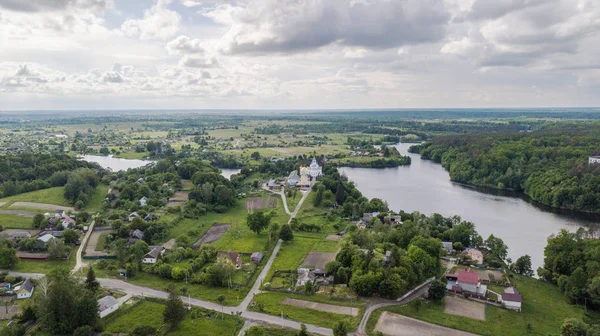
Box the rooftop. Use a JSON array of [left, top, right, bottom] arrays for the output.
[[457, 269, 479, 285]]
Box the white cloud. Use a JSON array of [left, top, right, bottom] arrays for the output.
[[166, 35, 205, 55], [121, 0, 181, 41]]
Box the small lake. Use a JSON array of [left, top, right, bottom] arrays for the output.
[[81, 155, 239, 180], [339, 143, 597, 271]]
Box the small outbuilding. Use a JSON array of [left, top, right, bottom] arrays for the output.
[[250, 252, 263, 264]]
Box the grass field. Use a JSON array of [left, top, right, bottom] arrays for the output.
[[367, 275, 600, 336], [104, 299, 244, 335], [0, 187, 71, 207], [86, 185, 109, 211], [249, 291, 364, 330], [267, 236, 339, 282], [95, 233, 108, 251], [9, 254, 76, 273], [0, 213, 33, 229], [127, 272, 247, 306]]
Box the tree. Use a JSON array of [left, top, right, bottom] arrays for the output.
[[268, 223, 280, 243], [333, 321, 349, 336], [217, 294, 225, 319], [32, 213, 45, 228], [250, 152, 261, 160], [0, 244, 18, 269], [297, 324, 309, 336], [132, 325, 157, 336], [304, 280, 314, 294], [379, 274, 407, 299], [72, 325, 93, 336], [485, 234, 508, 262], [62, 229, 79, 244], [163, 284, 185, 327], [428, 279, 447, 302], [246, 211, 272, 235], [335, 183, 346, 205], [85, 267, 100, 293], [246, 326, 266, 336], [512, 255, 534, 276], [37, 267, 99, 334], [561, 318, 589, 336], [47, 239, 66, 260], [279, 224, 294, 242]]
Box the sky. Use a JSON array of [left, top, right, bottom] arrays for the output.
[[0, 0, 599, 110]]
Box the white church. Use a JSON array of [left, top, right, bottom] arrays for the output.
[[308, 157, 322, 177]]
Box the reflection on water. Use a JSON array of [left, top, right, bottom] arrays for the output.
[[339, 143, 597, 271]]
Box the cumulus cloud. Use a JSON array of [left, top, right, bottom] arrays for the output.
[[122, 0, 181, 41], [203, 0, 450, 54], [0, 0, 112, 13], [166, 35, 205, 55]]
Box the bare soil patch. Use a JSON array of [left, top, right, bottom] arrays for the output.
[[170, 191, 189, 202], [9, 202, 74, 212], [0, 210, 36, 218], [444, 296, 486, 321], [282, 298, 359, 316], [245, 197, 277, 211], [192, 223, 231, 249], [374, 312, 479, 336], [166, 201, 182, 208], [181, 180, 194, 191], [326, 235, 341, 241], [86, 229, 113, 257], [300, 252, 337, 270]]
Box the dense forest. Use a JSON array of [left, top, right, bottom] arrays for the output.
[[410, 125, 600, 213], [0, 154, 102, 201]]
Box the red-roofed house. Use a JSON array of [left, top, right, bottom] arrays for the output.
[[456, 269, 487, 295]]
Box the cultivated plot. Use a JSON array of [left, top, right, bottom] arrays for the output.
[[374, 311, 479, 336], [282, 298, 359, 317], [192, 223, 231, 249], [300, 251, 338, 270], [444, 296, 486, 321], [245, 197, 278, 211]]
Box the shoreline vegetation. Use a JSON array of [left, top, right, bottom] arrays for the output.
[[408, 126, 600, 214]]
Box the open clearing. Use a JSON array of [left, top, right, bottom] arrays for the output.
[[326, 234, 341, 241], [0, 210, 36, 218], [282, 298, 359, 317], [86, 229, 113, 257], [374, 312, 480, 336], [192, 223, 231, 249], [245, 197, 277, 210], [170, 191, 189, 201], [9, 202, 74, 212], [300, 251, 337, 270], [166, 201, 182, 208], [444, 296, 486, 321], [475, 269, 504, 281]]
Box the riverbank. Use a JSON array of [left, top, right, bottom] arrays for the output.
[[329, 156, 411, 168]]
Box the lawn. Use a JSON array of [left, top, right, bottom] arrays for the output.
[[210, 198, 288, 253], [9, 254, 76, 273], [367, 274, 600, 336], [0, 187, 71, 207], [104, 301, 166, 334], [86, 184, 109, 211], [127, 272, 248, 306], [0, 213, 33, 229], [249, 291, 364, 330], [95, 233, 108, 251], [266, 236, 339, 282]]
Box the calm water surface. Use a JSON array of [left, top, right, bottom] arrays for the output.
[[339, 143, 597, 270], [81, 155, 239, 180]]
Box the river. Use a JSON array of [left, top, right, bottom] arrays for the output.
[[339, 143, 596, 271], [81, 155, 240, 180]]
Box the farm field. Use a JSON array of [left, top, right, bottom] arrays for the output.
[[367, 275, 600, 336], [0, 187, 71, 207], [248, 291, 364, 330], [0, 213, 33, 229]]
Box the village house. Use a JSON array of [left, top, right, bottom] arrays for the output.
[[37, 233, 57, 245], [589, 156, 600, 165], [465, 248, 484, 265], [60, 215, 76, 229], [442, 242, 453, 254], [267, 179, 277, 189], [501, 287, 522, 311], [128, 212, 140, 222], [129, 229, 144, 244], [142, 246, 165, 264], [139, 196, 147, 207], [98, 295, 119, 318], [445, 269, 487, 296], [296, 268, 316, 287], [10, 231, 31, 241], [390, 215, 403, 227], [250, 252, 263, 264], [16, 278, 34, 299]]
